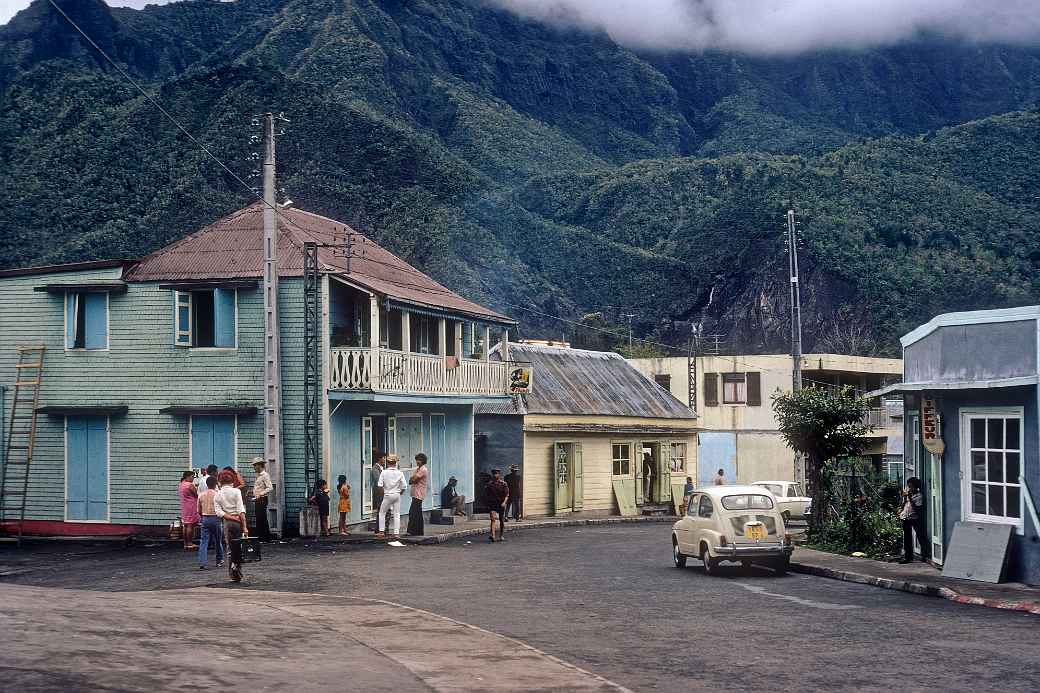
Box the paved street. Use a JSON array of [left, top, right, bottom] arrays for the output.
[[2, 524, 1038, 692]]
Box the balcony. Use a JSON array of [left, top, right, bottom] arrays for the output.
[[329, 348, 509, 397]]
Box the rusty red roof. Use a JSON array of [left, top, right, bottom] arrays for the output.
[[124, 203, 513, 323]]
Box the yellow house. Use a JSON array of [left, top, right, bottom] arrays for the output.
[[475, 341, 698, 518], [628, 354, 903, 485]]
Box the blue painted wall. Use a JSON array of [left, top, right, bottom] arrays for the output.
[[697, 432, 736, 488]]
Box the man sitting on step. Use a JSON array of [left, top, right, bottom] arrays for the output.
[[441, 476, 467, 517]]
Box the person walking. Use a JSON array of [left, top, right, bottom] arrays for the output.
[[406, 453, 429, 536], [375, 455, 406, 540], [337, 474, 352, 535], [441, 476, 466, 516], [250, 457, 273, 542], [485, 469, 509, 542], [214, 470, 248, 582], [504, 464, 522, 522], [899, 476, 929, 564], [196, 476, 225, 570], [713, 468, 726, 486], [311, 478, 331, 537], [178, 471, 199, 550]]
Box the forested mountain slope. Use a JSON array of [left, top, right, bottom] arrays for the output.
[[2, 0, 1039, 354]]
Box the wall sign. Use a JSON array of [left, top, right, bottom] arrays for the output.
[[509, 365, 532, 394], [921, 396, 945, 455]]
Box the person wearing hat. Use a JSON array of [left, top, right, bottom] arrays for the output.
[[441, 475, 466, 517], [250, 456, 273, 542], [504, 464, 523, 522], [375, 454, 407, 540], [484, 468, 510, 542]]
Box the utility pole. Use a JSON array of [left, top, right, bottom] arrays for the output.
[[786, 209, 803, 392], [261, 112, 285, 537], [622, 313, 637, 349], [687, 324, 700, 411]]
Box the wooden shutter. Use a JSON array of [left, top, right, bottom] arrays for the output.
[[746, 371, 762, 406], [84, 293, 108, 349], [572, 442, 584, 511], [704, 372, 719, 406], [175, 291, 192, 346], [213, 288, 236, 348]]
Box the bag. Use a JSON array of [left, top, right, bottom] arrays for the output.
[[234, 536, 262, 563]]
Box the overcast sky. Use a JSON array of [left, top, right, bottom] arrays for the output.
[[4, 1, 1040, 55]]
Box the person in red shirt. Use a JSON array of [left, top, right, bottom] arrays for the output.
[[484, 469, 510, 543]]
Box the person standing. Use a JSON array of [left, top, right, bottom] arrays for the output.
[[713, 468, 726, 486], [371, 452, 385, 516], [214, 470, 248, 582], [178, 471, 199, 550], [642, 452, 655, 503], [504, 464, 522, 522], [195, 464, 218, 496], [406, 453, 429, 536], [337, 475, 351, 535], [441, 476, 466, 517], [485, 469, 509, 542], [311, 479, 331, 537], [899, 477, 929, 564], [375, 455, 406, 540], [682, 476, 695, 510], [197, 476, 225, 570], [250, 457, 273, 542]]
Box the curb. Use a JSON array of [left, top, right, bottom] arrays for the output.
[[405, 515, 676, 545], [790, 561, 1040, 616]]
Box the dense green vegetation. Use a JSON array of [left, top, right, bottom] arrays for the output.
[[2, 0, 1040, 354]]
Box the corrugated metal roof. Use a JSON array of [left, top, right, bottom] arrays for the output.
[[492, 343, 696, 419], [124, 203, 511, 323]]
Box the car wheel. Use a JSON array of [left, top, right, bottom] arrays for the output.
[[781, 510, 791, 524], [672, 539, 687, 569], [701, 546, 718, 576], [773, 556, 790, 575]]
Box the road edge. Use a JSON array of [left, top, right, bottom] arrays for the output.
[[406, 515, 675, 545]]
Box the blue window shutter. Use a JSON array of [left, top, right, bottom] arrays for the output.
[[191, 416, 214, 470], [175, 292, 192, 346], [86, 417, 109, 520], [213, 416, 235, 467], [214, 288, 236, 348], [66, 417, 88, 520], [65, 294, 78, 349], [84, 293, 108, 349]]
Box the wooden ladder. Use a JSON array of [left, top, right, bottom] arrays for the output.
[[1, 346, 46, 546]]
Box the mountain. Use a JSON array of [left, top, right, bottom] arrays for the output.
[[2, 0, 1040, 355]]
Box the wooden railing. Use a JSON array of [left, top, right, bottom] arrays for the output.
[[329, 348, 508, 396]]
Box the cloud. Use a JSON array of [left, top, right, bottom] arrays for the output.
[[486, 0, 1040, 54]]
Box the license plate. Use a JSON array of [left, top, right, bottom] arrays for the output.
[[746, 524, 766, 541]]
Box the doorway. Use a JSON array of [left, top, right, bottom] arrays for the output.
[[553, 441, 583, 514], [638, 442, 667, 505]]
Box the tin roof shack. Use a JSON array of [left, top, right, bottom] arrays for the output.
[[0, 204, 514, 537], [475, 342, 698, 518], [629, 354, 903, 487], [874, 306, 1040, 584]]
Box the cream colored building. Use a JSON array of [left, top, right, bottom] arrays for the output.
[[475, 342, 698, 518], [629, 354, 902, 485]]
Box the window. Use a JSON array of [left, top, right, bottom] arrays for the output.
[[962, 411, 1023, 530], [669, 442, 686, 473], [687, 494, 698, 516], [653, 374, 671, 392], [190, 415, 237, 470], [65, 292, 108, 350], [757, 483, 784, 497], [721, 494, 774, 511], [612, 443, 632, 476], [174, 289, 236, 348], [411, 314, 433, 354], [722, 373, 746, 404], [698, 495, 714, 518]]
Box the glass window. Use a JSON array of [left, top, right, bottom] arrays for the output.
[[612, 443, 631, 476], [66, 292, 108, 350], [687, 494, 699, 516], [790, 483, 805, 497], [654, 374, 671, 391], [964, 413, 1023, 528], [669, 442, 686, 473], [698, 495, 714, 518], [757, 483, 783, 496], [721, 494, 775, 511], [722, 373, 746, 404]]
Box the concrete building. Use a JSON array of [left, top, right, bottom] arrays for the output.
[[0, 203, 513, 536], [476, 342, 698, 517], [873, 306, 1040, 584], [629, 354, 902, 486]]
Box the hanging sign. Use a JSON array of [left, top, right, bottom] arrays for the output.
[[921, 396, 945, 455], [509, 365, 532, 394]]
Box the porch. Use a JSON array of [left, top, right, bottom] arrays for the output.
[[329, 348, 508, 396]]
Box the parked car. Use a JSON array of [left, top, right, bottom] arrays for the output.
[[671, 485, 794, 575], [752, 480, 812, 522]]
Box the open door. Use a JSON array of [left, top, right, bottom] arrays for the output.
[[655, 443, 671, 503], [928, 451, 944, 564], [573, 442, 584, 511], [361, 416, 373, 517], [634, 439, 645, 506], [553, 442, 572, 514]]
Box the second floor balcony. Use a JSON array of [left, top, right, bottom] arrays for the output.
[[329, 347, 509, 397]]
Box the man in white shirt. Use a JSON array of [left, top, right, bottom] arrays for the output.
[[250, 457, 273, 542], [195, 464, 218, 495], [375, 455, 407, 540], [214, 470, 248, 582]]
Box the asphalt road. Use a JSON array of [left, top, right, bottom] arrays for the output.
[[2, 524, 1038, 692]]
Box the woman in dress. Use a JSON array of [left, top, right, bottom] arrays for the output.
[[178, 470, 200, 550], [336, 475, 351, 535]]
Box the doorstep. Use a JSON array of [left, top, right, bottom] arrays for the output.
[[791, 547, 1040, 616]]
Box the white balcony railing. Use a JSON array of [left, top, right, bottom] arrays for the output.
[[329, 348, 509, 396]]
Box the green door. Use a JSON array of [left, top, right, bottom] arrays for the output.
[[554, 442, 571, 514], [634, 440, 645, 505], [655, 443, 671, 503], [572, 443, 584, 511]]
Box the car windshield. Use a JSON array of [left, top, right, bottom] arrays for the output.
[[721, 494, 774, 511], [757, 483, 783, 496]]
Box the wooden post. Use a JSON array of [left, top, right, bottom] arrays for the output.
[[369, 295, 380, 390], [454, 321, 463, 358], [401, 310, 411, 391], [500, 329, 509, 362], [438, 318, 447, 392], [482, 325, 491, 360]]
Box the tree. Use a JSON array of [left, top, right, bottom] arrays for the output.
[[772, 386, 873, 533]]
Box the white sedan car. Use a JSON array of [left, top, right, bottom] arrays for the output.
[[671, 485, 794, 575], [752, 480, 812, 522]]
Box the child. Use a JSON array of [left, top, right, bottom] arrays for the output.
[[312, 478, 331, 537], [337, 475, 351, 535]]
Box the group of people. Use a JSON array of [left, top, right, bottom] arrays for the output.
[[177, 456, 274, 581]]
